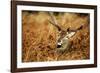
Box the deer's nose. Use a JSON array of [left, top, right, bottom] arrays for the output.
[[57, 42, 62, 48], [57, 44, 62, 48]]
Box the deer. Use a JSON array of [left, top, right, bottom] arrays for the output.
[[48, 12, 84, 53]]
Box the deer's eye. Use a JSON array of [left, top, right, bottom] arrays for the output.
[[57, 44, 62, 48]]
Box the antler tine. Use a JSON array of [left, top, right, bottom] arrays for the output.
[[67, 24, 84, 32], [48, 12, 58, 25], [48, 12, 63, 31]]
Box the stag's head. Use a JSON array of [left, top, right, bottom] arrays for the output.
[[48, 12, 83, 53]]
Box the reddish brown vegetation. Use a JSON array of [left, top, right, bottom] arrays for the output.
[[22, 11, 90, 62]]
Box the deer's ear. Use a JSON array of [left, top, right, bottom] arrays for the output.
[[67, 28, 70, 31]]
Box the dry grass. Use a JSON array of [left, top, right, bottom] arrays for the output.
[[22, 11, 90, 62]]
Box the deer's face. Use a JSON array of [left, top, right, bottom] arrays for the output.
[[56, 31, 76, 52]]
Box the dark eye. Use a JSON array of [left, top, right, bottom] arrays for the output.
[[57, 44, 62, 48]]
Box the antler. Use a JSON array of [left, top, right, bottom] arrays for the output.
[[48, 12, 64, 31], [48, 12, 83, 33]]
